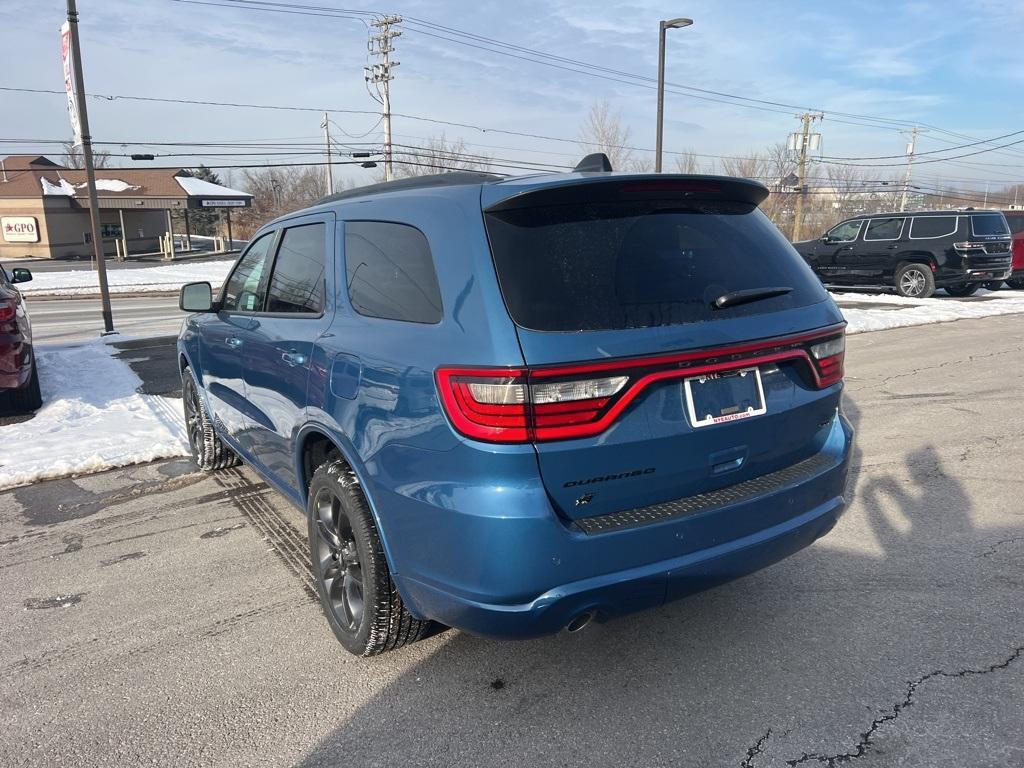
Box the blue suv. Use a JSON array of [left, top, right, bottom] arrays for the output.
[[178, 162, 854, 656]]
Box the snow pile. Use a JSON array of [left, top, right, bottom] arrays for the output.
[[82, 179, 140, 193], [842, 292, 1024, 333], [0, 340, 188, 490], [40, 177, 76, 196], [175, 175, 251, 197], [19, 260, 234, 297]]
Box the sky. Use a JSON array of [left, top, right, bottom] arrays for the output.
[[2, 0, 1024, 192]]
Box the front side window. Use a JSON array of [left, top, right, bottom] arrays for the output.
[[266, 223, 326, 314], [909, 216, 957, 239], [826, 220, 861, 242], [864, 218, 905, 241], [971, 214, 1010, 237], [222, 232, 275, 312], [345, 221, 443, 324]]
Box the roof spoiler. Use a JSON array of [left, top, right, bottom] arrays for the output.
[[484, 175, 770, 213], [573, 153, 613, 173]]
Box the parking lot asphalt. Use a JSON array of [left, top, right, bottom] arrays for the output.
[[0, 316, 1021, 767]]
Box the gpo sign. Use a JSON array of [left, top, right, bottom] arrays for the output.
[[2, 217, 40, 243]]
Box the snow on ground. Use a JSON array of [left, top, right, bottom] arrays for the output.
[[0, 340, 188, 491], [19, 260, 234, 297], [840, 290, 1024, 334]]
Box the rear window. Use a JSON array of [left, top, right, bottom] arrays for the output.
[[971, 214, 1009, 237], [484, 200, 828, 332]]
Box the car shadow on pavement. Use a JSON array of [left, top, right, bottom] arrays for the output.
[[293, 396, 1023, 768]]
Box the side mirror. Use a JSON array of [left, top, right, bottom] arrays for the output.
[[10, 267, 32, 284], [180, 281, 213, 312], [820, 235, 831, 243]]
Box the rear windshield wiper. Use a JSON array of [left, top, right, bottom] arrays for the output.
[[711, 286, 792, 310]]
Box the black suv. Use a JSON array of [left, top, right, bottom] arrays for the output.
[[793, 210, 1013, 298]]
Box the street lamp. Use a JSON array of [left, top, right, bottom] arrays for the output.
[[655, 16, 693, 173]]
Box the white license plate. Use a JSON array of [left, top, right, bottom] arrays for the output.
[[683, 367, 767, 428]]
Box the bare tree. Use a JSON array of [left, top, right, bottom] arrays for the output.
[[674, 149, 701, 174], [578, 100, 640, 171], [233, 165, 329, 237], [719, 151, 767, 181], [391, 134, 492, 178], [61, 140, 110, 169]]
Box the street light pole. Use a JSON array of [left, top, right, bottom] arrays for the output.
[[65, 0, 114, 334], [655, 17, 693, 173]]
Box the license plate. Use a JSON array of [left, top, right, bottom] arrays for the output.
[[683, 367, 766, 428]]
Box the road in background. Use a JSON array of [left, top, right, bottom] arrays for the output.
[[0, 316, 1021, 767], [29, 295, 183, 343]]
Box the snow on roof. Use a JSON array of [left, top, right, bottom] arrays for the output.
[[40, 177, 76, 196], [84, 179, 141, 193], [174, 175, 251, 198]]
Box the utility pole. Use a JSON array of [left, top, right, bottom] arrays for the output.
[[790, 112, 823, 242], [65, 0, 114, 334], [654, 18, 693, 173], [366, 15, 401, 181], [899, 125, 926, 212], [322, 112, 334, 195]]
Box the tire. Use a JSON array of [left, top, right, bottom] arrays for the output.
[[181, 366, 239, 471], [944, 282, 981, 297], [1007, 278, 1024, 290], [894, 263, 936, 298], [983, 281, 1004, 291], [307, 460, 431, 656], [6, 357, 42, 414]]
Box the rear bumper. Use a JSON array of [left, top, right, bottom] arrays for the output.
[[391, 412, 853, 640], [0, 340, 31, 390]]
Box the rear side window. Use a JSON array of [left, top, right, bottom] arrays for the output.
[[345, 221, 443, 324], [266, 223, 326, 314], [1005, 214, 1024, 235], [864, 218, 905, 241], [484, 200, 828, 332], [222, 232, 275, 312], [909, 216, 957, 239], [971, 214, 1009, 237]]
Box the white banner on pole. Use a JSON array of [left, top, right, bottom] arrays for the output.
[[60, 21, 82, 147]]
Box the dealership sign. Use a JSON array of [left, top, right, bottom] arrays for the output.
[[2, 217, 40, 243], [201, 199, 248, 207]]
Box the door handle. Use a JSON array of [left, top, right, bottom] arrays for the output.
[[839, 246, 853, 251], [281, 351, 307, 367], [887, 244, 899, 250], [225, 336, 243, 349]]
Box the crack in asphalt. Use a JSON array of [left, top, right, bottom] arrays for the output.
[[978, 536, 1024, 559], [741, 729, 772, 768], [859, 344, 1024, 392], [784, 644, 1024, 766]]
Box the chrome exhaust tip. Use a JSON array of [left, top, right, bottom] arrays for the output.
[[566, 611, 595, 633]]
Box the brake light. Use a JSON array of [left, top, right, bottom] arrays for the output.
[[809, 333, 845, 388], [0, 301, 15, 324], [436, 326, 846, 443]]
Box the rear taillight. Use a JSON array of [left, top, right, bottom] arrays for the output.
[[0, 301, 15, 324], [809, 333, 845, 388], [437, 326, 846, 444]]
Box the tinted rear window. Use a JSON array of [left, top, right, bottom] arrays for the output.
[[484, 200, 828, 332], [971, 214, 1009, 237]]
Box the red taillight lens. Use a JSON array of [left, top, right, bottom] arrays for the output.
[[808, 332, 845, 388], [0, 301, 15, 323], [437, 326, 846, 444]]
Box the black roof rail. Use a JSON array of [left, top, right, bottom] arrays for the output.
[[314, 171, 504, 206]]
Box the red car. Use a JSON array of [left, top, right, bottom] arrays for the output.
[[998, 210, 1024, 289], [0, 264, 41, 413]]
